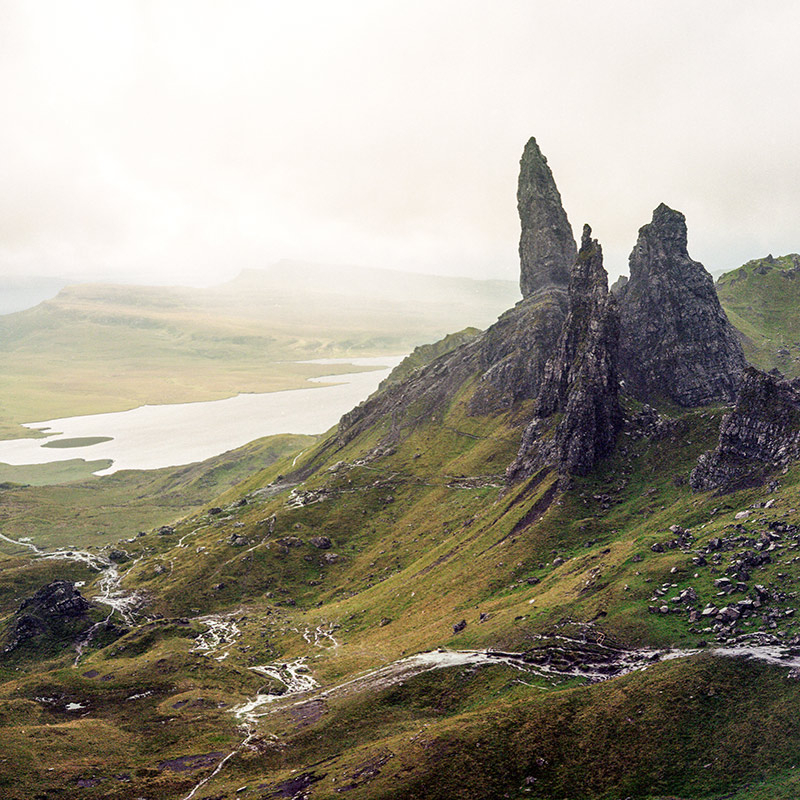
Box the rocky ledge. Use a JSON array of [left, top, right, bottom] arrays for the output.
[[691, 367, 800, 493], [3, 580, 92, 654]]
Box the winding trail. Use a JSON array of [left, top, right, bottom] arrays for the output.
[[179, 633, 800, 798]]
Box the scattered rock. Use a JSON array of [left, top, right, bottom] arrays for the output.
[[4, 581, 92, 653], [310, 536, 332, 549], [277, 536, 304, 548]]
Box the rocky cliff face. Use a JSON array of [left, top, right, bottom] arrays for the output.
[[518, 137, 577, 299], [691, 367, 800, 492], [337, 139, 576, 447], [617, 204, 745, 406], [508, 226, 622, 480], [337, 292, 567, 446]]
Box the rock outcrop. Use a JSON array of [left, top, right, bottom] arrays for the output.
[[617, 204, 745, 406], [336, 139, 577, 448], [518, 137, 577, 298], [336, 292, 567, 446], [508, 226, 622, 480], [3, 581, 92, 654], [690, 367, 800, 492]]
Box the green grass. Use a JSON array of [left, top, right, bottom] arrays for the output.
[[40, 436, 113, 449], [718, 253, 800, 375], [0, 432, 315, 551], [6, 307, 800, 797], [0, 458, 113, 485]]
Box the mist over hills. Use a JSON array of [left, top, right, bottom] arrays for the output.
[[0, 263, 518, 441]]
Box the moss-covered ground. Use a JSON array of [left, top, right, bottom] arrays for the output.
[[3, 364, 800, 799]]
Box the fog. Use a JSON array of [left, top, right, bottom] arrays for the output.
[[1, 0, 799, 287]]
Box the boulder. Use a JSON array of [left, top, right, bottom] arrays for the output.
[[310, 536, 332, 550]]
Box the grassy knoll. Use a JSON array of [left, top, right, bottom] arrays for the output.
[[718, 253, 800, 376]]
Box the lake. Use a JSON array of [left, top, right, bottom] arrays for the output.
[[0, 356, 403, 475]]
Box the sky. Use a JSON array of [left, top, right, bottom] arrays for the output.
[[1, 0, 799, 287]]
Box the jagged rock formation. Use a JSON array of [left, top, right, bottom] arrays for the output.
[[465, 292, 566, 415], [337, 139, 577, 447], [617, 204, 745, 406], [609, 275, 628, 296], [691, 367, 800, 492], [518, 137, 577, 298], [3, 580, 92, 653], [508, 226, 622, 480], [336, 293, 567, 446]]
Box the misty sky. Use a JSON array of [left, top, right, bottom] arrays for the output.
[[1, 0, 799, 287]]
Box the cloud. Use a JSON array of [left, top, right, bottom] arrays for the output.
[[0, 0, 798, 285]]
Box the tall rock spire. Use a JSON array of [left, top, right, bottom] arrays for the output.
[[517, 137, 577, 298], [508, 225, 622, 480], [617, 204, 746, 406]]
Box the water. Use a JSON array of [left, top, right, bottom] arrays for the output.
[[0, 356, 403, 475]]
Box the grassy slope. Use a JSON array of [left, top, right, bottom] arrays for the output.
[[0, 433, 314, 552], [718, 253, 800, 376], [4, 364, 800, 799]]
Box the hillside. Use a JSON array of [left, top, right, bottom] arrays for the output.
[[0, 264, 518, 439], [1, 139, 800, 800], [717, 254, 800, 376]]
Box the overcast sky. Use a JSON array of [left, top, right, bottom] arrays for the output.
[[1, 0, 799, 287]]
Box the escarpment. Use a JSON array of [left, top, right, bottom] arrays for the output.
[[617, 204, 746, 406]]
